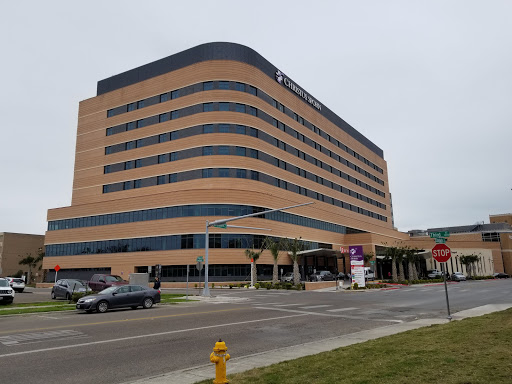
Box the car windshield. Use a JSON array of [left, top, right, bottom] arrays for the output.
[[105, 276, 123, 282], [69, 280, 85, 289], [98, 286, 118, 294], [0, 279, 9, 287]]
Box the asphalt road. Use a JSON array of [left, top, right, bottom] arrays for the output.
[[0, 279, 511, 384]]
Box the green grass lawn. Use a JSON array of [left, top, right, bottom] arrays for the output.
[[195, 308, 512, 384]]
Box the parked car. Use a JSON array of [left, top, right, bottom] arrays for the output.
[[0, 278, 15, 304], [309, 271, 335, 282], [281, 272, 293, 283], [337, 272, 347, 280], [76, 284, 161, 313], [427, 270, 443, 279], [88, 274, 128, 292], [51, 279, 90, 300], [5, 277, 25, 293], [451, 272, 466, 281], [493, 272, 510, 279], [364, 268, 375, 281]]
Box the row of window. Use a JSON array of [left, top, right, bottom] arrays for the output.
[[104, 144, 386, 210], [102, 167, 388, 222], [48, 204, 349, 234], [106, 114, 385, 196], [45, 234, 318, 257], [105, 80, 384, 175]]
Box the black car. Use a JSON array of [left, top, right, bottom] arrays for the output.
[[76, 284, 160, 313], [493, 272, 510, 279]]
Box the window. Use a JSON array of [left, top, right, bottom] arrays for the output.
[[125, 161, 134, 170], [247, 106, 257, 116], [235, 103, 245, 113], [157, 175, 167, 185], [219, 102, 229, 111], [236, 169, 246, 178], [126, 122, 136, 131], [170, 152, 178, 161], [219, 81, 230, 89], [219, 168, 230, 177], [104, 165, 111, 174], [249, 149, 258, 159], [203, 146, 213, 156], [278, 103, 284, 113], [158, 154, 168, 163], [124, 181, 133, 190], [203, 124, 214, 133], [170, 131, 179, 140], [250, 171, 259, 180], [171, 90, 179, 99], [137, 100, 145, 109], [126, 141, 135, 150], [235, 82, 245, 92], [171, 110, 179, 119], [160, 93, 168, 103], [219, 146, 230, 155], [159, 113, 169, 123], [236, 147, 246, 156], [203, 103, 214, 112], [203, 82, 214, 91], [106, 128, 113, 136], [248, 85, 257, 96], [169, 173, 177, 183], [236, 125, 246, 134], [127, 103, 136, 112], [134, 179, 142, 189], [203, 169, 213, 178], [219, 124, 230, 133], [103, 185, 110, 193], [159, 133, 169, 143], [248, 127, 258, 137], [107, 109, 114, 117], [136, 120, 145, 128]]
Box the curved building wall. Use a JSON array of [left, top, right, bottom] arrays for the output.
[[44, 43, 396, 280]]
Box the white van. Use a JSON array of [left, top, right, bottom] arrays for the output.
[[364, 267, 375, 281]]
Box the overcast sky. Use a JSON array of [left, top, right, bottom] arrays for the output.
[[1, 1, 511, 235]]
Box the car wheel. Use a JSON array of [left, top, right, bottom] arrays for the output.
[[96, 301, 109, 313], [131, 306, 138, 310], [142, 297, 154, 309], [51, 290, 56, 299]]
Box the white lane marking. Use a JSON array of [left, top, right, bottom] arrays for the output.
[[299, 305, 332, 309], [0, 330, 85, 346], [274, 304, 302, 307], [0, 313, 308, 358], [254, 306, 403, 323], [326, 307, 358, 312]]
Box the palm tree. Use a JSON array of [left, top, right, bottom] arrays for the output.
[[262, 237, 282, 284], [285, 238, 305, 285], [405, 247, 421, 281], [18, 250, 44, 284], [383, 243, 406, 282], [245, 248, 262, 286]]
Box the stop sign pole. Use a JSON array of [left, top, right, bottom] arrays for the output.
[[432, 244, 452, 320]]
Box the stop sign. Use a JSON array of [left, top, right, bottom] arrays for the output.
[[432, 244, 451, 263]]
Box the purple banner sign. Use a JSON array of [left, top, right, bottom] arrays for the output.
[[349, 245, 364, 263]]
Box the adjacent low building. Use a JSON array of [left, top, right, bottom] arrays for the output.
[[0, 232, 45, 283]]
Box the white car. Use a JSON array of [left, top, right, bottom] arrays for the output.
[[0, 278, 15, 304], [281, 272, 293, 283], [6, 277, 25, 293]]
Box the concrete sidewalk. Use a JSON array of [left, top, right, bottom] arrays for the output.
[[124, 303, 512, 384]]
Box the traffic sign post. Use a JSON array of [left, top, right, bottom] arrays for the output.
[[431, 244, 452, 321], [54, 265, 61, 283]]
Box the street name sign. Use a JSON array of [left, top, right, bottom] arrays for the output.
[[432, 244, 452, 263], [430, 231, 450, 238], [435, 238, 447, 244], [213, 224, 227, 229], [196, 256, 204, 262]]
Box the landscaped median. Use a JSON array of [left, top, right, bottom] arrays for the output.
[[194, 308, 512, 384], [0, 294, 190, 315]]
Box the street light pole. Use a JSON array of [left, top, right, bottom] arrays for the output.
[[202, 201, 313, 297]]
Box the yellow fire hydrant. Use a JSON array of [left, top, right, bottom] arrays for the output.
[[210, 339, 230, 384]]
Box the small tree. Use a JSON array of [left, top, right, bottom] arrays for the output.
[[405, 247, 421, 282], [382, 242, 407, 282], [18, 250, 44, 284], [262, 237, 283, 284], [285, 238, 305, 285], [245, 248, 262, 286]]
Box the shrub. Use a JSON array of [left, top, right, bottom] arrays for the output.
[[71, 291, 95, 303], [295, 283, 303, 290], [229, 284, 234, 289], [254, 283, 260, 289], [285, 282, 292, 290], [211, 283, 215, 289], [353, 282, 359, 290], [194, 284, 198, 288]]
